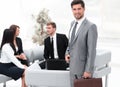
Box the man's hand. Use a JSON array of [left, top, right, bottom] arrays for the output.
[[65, 54, 70, 63], [82, 72, 91, 79]]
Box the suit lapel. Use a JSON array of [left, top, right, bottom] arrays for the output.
[[48, 37, 51, 45], [68, 21, 75, 40], [48, 37, 54, 59], [56, 34, 59, 55], [48, 37, 52, 50], [71, 19, 87, 45]]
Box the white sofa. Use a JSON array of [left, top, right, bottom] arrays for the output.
[[0, 45, 44, 87], [25, 49, 111, 87], [0, 75, 12, 87], [26, 67, 70, 87]]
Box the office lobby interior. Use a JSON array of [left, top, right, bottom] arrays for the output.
[[0, 0, 120, 87]]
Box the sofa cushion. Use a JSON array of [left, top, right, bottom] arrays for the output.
[[0, 74, 12, 83], [24, 45, 44, 63]]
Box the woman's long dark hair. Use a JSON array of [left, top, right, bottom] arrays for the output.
[[0, 29, 15, 51], [9, 24, 20, 35]]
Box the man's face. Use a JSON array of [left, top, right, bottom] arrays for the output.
[[46, 25, 55, 36], [72, 4, 85, 20]]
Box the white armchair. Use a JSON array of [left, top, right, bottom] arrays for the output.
[[0, 75, 12, 87], [24, 45, 44, 63], [0, 45, 44, 87], [26, 68, 70, 87]]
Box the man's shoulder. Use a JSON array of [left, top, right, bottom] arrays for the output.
[[45, 36, 49, 39], [71, 20, 75, 24], [56, 33, 68, 41], [85, 18, 96, 26], [57, 33, 66, 37]]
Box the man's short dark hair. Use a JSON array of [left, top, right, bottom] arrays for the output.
[[47, 22, 56, 29], [71, 0, 85, 8]]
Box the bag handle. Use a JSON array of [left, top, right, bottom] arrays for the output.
[[75, 74, 78, 79], [74, 74, 91, 79]]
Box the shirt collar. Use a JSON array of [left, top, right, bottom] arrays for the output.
[[50, 32, 56, 39], [75, 16, 85, 24]]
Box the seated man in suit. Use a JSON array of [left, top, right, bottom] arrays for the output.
[[40, 22, 68, 70]]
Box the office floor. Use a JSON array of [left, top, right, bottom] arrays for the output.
[[0, 38, 120, 87], [0, 64, 119, 87]]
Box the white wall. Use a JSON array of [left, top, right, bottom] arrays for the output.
[[101, 0, 120, 38], [0, 0, 120, 43]]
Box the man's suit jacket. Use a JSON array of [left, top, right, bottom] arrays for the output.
[[68, 18, 98, 78], [44, 33, 68, 59]]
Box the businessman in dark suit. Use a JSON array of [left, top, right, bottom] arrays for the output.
[[40, 22, 68, 69]]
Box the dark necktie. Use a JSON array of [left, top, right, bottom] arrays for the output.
[[71, 22, 78, 42], [51, 37, 54, 59]]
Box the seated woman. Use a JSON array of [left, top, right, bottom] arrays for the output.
[[9, 24, 29, 66], [0, 29, 27, 87]]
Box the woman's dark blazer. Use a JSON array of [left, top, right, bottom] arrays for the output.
[[15, 37, 24, 55], [15, 37, 29, 66]]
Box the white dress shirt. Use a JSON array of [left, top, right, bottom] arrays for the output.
[[0, 43, 24, 69], [50, 33, 58, 59]]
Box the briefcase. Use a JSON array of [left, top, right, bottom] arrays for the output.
[[74, 77, 102, 87]]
